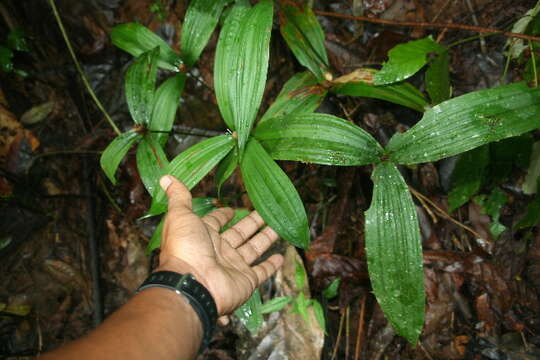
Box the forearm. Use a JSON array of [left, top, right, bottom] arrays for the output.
[[42, 288, 203, 360]]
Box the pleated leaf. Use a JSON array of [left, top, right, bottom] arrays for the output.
[[111, 23, 181, 71], [241, 139, 309, 248], [149, 73, 186, 146], [147, 135, 234, 216], [234, 289, 263, 334], [259, 72, 326, 124], [425, 50, 450, 104], [180, 0, 230, 67], [387, 82, 540, 164], [136, 136, 169, 197], [365, 161, 424, 344], [125, 47, 159, 125], [214, 0, 273, 154], [215, 148, 238, 197], [331, 69, 428, 112], [255, 113, 383, 166], [374, 37, 447, 85], [279, 2, 329, 81], [100, 130, 142, 184]]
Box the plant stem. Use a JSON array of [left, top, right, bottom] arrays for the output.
[[447, 33, 498, 49], [314, 10, 540, 43], [530, 40, 538, 87], [48, 0, 121, 136]]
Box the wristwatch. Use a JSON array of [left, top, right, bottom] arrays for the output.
[[137, 271, 218, 353]]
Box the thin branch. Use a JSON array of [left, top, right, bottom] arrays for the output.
[[409, 186, 484, 239], [48, 0, 121, 136], [314, 10, 540, 43]]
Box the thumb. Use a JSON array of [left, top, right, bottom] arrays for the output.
[[160, 175, 192, 211]]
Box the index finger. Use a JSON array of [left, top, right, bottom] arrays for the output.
[[221, 211, 265, 248]]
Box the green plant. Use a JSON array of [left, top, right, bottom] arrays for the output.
[[100, 0, 540, 345], [0, 28, 30, 76]]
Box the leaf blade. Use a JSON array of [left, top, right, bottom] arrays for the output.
[[214, 0, 274, 153], [387, 82, 540, 164], [180, 0, 231, 67], [365, 162, 424, 344], [100, 130, 142, 184], [255, 113, 383, 166], [331, 69, 428, 112], [240, 139, 309, 248], [148, 135, 235, 216], [374, 37, 446, 85], [111, 23, 181, 70], [425, 50, 450, 104], [259, 71, 326, 124], [279, 2, 329, 81], [136, 136, 169, 196], [125, 48, 160, 125], [149, 73, 186, 146]]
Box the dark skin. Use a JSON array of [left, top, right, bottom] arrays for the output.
[[42, 175, 284, 360]]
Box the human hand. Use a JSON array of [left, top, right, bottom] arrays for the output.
[[156, 175, 284, 320]]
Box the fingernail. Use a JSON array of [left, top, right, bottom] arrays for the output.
[[159, 175, 173, 191]]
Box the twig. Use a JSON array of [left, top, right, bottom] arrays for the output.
[[48, 0, 121, 136], [411, 189, 438, 224], [354, 295, 366, 360], [345, 306, 350, 360], [408, 186, 484, 239], [331, 309, 346, 360], [464, 0, 487, 54], [530, 40, 538, 87], [313, 10, 540, 43]]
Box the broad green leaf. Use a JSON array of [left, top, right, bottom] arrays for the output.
[[425, 50, 450, 104], [322, 277, 341, 299], [148, 135, 235, 216], [180, 0, 230, 67], [146, 217, 164, 254], [240, 139, 309, 248], [111, 23, 181, 71], [125, 48, 159, 125], [150, 74, 186, 146], [280, 2, 329, 81], [311, 299, 326, 333], [146, 197, 217, 253], [365, 162, 424, 344], [215, 148, 238, 197], [259, 72, 326, 124], [255, 114, 384, 166], [100, 130, 142, 184], [260, 296, 293, 314], [374, 37, 446, 85], [448, 145, 489, 212], [213, 2, 250, 130], [136, 136, 169, 196], [234, 289, 263, 334], [387, 82, 540, 165], [331, 69, 428, 112], [214, 0, 273, 154]]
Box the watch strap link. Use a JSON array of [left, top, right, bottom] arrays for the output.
[[138, 271, 218, 353]]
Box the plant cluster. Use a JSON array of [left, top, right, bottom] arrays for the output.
[[100, 0, 540, 344]]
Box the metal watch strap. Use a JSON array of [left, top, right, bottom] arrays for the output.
[[137, 271, 218, 353]]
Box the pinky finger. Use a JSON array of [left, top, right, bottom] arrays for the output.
[[252, 254, 284, 285]]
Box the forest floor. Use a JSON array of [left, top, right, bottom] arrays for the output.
[[1, 0, 540, 359]]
